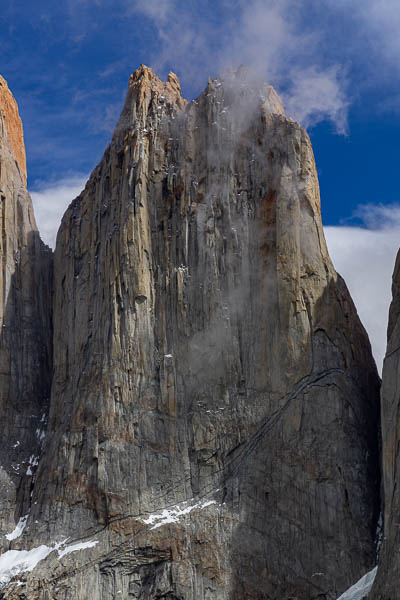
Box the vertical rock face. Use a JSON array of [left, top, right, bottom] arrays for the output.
[[0, 76, 27, 185], [0, 78, 52, 540], [1, 66, 380, 599], [370, 251, 400, 599]]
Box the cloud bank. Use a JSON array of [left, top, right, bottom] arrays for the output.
[[30, 174, 87, 248]]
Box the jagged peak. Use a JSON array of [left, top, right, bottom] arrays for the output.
[[128, 64, 183, 100], [262, 85, 285, 116], [115, 64, 285, 146], [129, 64, 158, 86], [112, 65, 186, 141]]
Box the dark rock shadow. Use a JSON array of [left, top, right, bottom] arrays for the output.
[[226, 275, 381, 599], [0, 223, 53, 547]]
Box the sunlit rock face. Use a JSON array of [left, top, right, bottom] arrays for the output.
[[1, 66, 380, 599], [0, 76, 27, 185], [0, 78, 52, 542], [371, 250, 400, 599]]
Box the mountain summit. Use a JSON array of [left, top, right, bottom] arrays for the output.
[[0, 67, 381, 599]]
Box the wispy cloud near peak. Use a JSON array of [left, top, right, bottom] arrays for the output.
[[284, 66, 349, 134], [129, 0, 350, 133]]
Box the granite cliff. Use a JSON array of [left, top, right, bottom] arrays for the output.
[[0, 67, 381, 599], [0, 76, 52, 546], [370, 250, 400, 599]]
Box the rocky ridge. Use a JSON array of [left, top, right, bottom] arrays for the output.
[[0, 67, 381, 599]]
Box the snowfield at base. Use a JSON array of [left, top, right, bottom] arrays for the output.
[[5, 515, 28, 541], [0, 539, 98, 587], [0, 545, 53, 586], [337, 567, 377, 600], [142, 499, 217, 530]]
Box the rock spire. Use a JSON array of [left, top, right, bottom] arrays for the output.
[[0, 66, 381, 600]]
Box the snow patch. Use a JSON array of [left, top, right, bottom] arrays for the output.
[[5, 516, 28, 541], [0, 545, 53, 587], [57, 540, 98, 559], [0, 538, 98, 587], [26, 455, 39, 476], [142, 498, 217, 530], [35, 428, 45, 442], [337, 567, 377, 600]]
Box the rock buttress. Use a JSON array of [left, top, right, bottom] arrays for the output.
[[0, 77, 52, 545], [8, 66, 380, 600]]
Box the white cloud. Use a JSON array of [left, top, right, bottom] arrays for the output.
[[129, 0, 173, 23], [227, 2, 349, 132], [30, 174, 87, 249], [284, 66, 348, 134], [328, 0, 400, 76], [324, 205, 400, 374]]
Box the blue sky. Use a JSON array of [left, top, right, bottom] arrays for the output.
[[2, 0, 400, 370]]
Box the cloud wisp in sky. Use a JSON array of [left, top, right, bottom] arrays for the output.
[[130, 0, 400, 129], [132, 0, 350, 133], [325, 0, 400, 88]]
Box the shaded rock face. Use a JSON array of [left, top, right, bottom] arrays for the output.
[[0, 79, 52, 540], [1, 67, 380, 599], [371, 250, 400, 599]]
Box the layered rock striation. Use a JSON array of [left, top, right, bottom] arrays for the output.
[[0, 77, 52, 543], [0, 67, 381, 599]]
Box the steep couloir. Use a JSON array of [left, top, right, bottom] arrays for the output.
[[0, 76, 52, 544], [1, 66, 380, 600]]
